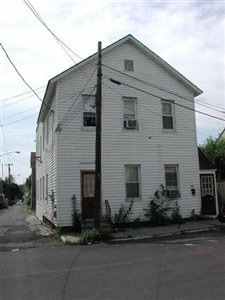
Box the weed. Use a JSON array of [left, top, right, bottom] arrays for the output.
[[145, 185, 172, 226], [79, 228, 111, 245], [171, 201, 183, 225], [113, 200, 133, 226]]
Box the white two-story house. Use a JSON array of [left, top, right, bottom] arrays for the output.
[[36, 34, 204, 227]]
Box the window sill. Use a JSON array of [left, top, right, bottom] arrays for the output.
[[123, 128, 139, 132], [162, 129, 176, 133], [82, 126, 95, 131], [126, 198, 141, 202]]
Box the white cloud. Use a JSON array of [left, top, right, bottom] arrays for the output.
[[1, 0, 224, 183]]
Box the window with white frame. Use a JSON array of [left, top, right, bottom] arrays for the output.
[[123, 97, 138, 129], [83, 95, 96, 126], [125, 165, 141, 199], [124, 59, 134, 72], [201, 175, 214, 196], [165, 165, 180, 199], [162, 100, 175, 130]]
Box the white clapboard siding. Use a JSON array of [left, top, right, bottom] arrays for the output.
[[36, 39, 201, 226]]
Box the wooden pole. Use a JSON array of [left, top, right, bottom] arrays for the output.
[[94, 41, 102, 227]]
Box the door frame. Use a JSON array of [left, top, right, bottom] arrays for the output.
[[81, 170, 95, 220], [200, 171, 218, 216]]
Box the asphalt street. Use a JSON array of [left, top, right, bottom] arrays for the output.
[[0, 204, 225, 300]]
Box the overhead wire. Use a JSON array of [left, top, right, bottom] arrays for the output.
[[62, 85, 96, 130], [3, 106, 40, 120], [2, 91, 43, 108], [4, 113, 37, 127], [1, 85, 45, 102], [102, 77, 212, 139], [23, 0, 82, 63], [102, 63, 225, 115], [105, 75, 225, 122], [59, 66, 97, 127], [0, 43, 48, 108]]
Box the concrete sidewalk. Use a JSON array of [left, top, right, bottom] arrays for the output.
[[62, 218, 225, 244], [110, 219, 225, 242]]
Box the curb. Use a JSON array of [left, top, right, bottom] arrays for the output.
[[109, 226, 225, 243]]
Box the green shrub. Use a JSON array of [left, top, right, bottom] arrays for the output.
[[145, 185, 172, 226], [113, 200, 133, 225], [79, 228, 111, 245], [171, 201, 183, 224]]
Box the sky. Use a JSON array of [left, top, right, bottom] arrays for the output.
[[1, 0, 225, 185]]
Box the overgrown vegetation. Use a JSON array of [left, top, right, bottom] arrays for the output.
[[171, 201, 183, 224], [144, 185, 184, 226], [112, 200, 133, 226], [145, 185, 172, 226], [79, 228, 111, 245]]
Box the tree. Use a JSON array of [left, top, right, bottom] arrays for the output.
[[25, 175, 31, 191], [200, 136, 225, 180]]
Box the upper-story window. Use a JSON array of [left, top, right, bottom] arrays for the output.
[[162, 100, 175, 130], [124, 59, 134, 72], [83, 95, 96, 127], [123, 97, 138, 129]]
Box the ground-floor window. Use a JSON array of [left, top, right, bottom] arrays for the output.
[[165, 164, 180, 199], [125, 165, 141, 200]]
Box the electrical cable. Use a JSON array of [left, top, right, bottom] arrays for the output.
[[23, 0, 80, 63], [106, 76, 225, 122], [59, 67, 97, 127], [1, 86, 45, 102], [0, 43, 49, 108], [23, 0, 86, 62], [3, 106, 40, 120], [4, 113, 37, 127], [102, 77, 211, 139], [62, 85, 96, 130], [2, 91, 43, 108], [102, 63, 225, 114]]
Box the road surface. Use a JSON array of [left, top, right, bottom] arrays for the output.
[[1, 204, 225, 299]]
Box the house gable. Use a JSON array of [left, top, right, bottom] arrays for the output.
[[37, 34, 202, 124]]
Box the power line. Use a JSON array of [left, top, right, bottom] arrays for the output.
[[2, 91, 43, 108], [196, 99, 225, 112], [107, 76, 225, 122], [23, 0, 82, 63], [4, 113, 37, 127], [3, 106, 39, 120], [102, 63, 225, 115], [1, 86, 45, 102], [0, 43, 45, 105], [101, 77, 212, 139], [23, 0, 98, 81], [59, 67, 97, 127], [62, 85, 96, 130]]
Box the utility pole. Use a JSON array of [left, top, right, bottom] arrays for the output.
[[5, 163, 13, 204], [94, 41, 102, 228]]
